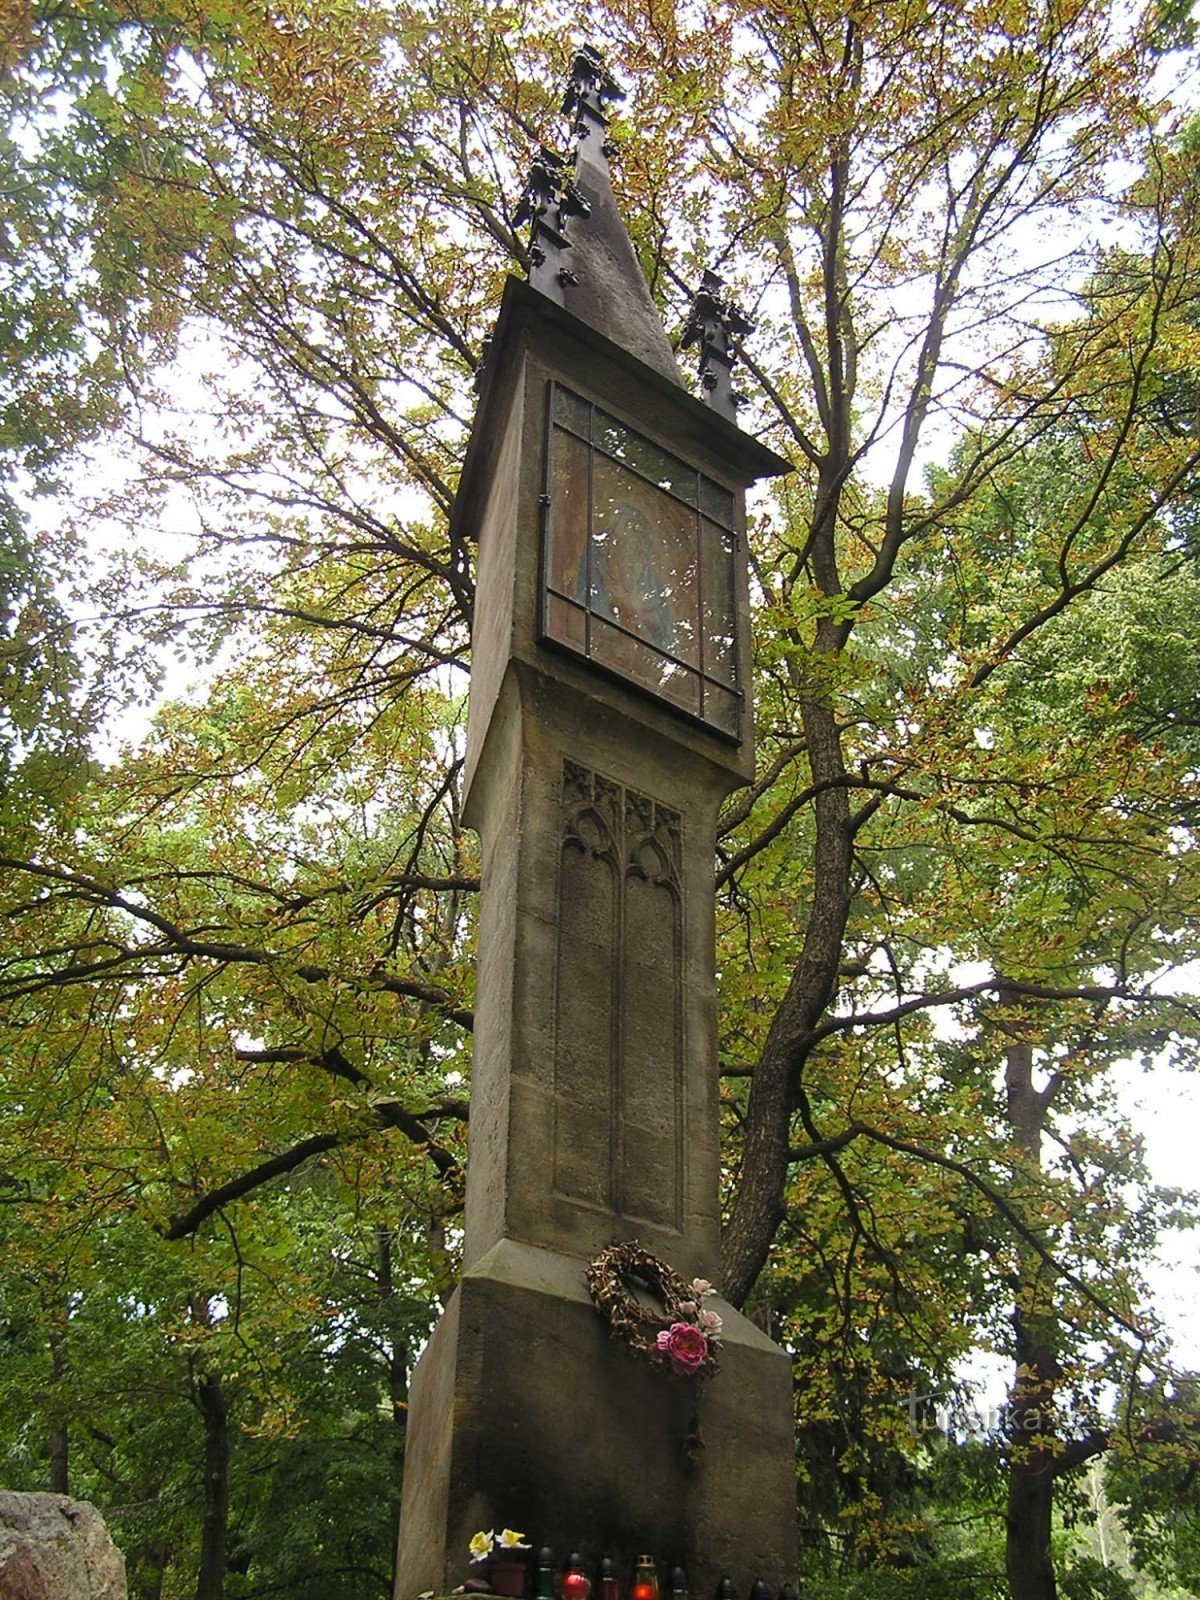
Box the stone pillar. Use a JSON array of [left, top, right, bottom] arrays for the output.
[[395, 50, 796, 1595]]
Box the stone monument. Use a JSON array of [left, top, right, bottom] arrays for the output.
[[394, 48, 796, 1597]]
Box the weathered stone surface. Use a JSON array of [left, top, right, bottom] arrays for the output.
[[461, 669, 731, 1278], [397, 287, 797, 1593], [458, 287, 772, 807], [395, 1240, 797, 1600], [563, 132, 683, 386], [0, 1493, 127, 1600], [397, 294, 797, 1592], [395, 67, 795, 1594]]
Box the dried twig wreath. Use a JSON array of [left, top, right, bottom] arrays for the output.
[[585, 1241, 722, 1379]]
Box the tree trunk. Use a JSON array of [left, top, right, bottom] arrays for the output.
[[721, 672, 854, 1308], [150, 1549, 171, 1600], [1006, 1449, 1057, 1600], [48, 1327, 69, 1494], [378, 1225, 409, 1600], [48, 1426, 69, 1495], [1002, 1009, 1061, 1600], [377, 1226, 409, 1433], [195, 1371, 229, 1600]]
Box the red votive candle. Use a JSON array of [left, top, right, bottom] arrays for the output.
[[631, 1556, 660, 1600], [563, 1556, 591, 1600]]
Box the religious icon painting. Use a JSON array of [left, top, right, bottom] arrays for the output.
[[542, 383, 741, 738]]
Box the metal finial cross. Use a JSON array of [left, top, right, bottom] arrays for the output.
[[561, 43, 625, 145], [515, 145, 591, 304], [682, 269, 754, 421]]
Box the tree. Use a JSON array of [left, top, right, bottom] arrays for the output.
[[1, 4, 1199, 1598]]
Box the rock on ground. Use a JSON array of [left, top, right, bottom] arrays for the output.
[[0, 1493, 127, 1600]]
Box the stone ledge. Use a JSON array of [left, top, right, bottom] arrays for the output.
[[395, 1238, 796, 1598]]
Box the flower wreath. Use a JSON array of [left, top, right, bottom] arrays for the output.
[[585, 1241, 722, 1379]]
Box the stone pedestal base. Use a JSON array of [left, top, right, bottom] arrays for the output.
[[394, 1239, 796, 1598]]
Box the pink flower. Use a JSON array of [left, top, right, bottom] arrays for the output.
[[656, 1321, 709, 1375], [697, 1307, 723, 1336]]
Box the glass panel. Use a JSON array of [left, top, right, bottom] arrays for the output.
[[592, 453, 700, 667], [547, 426, 590, 604], [699, 476, 735, 529], [590, 617, 702, 717], [701, 519, 737, 686], [541, 393, 741, 738], [703, 683, 741, 738], [592, 409, 698, 504], [552, 384, 592, 438], [658, 663, 703, 718], [544, 590, 588, 654]]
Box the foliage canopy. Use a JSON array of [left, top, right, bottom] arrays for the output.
[[1, 2, 1199, 1597]]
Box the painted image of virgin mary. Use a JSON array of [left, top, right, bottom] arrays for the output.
[[588, 500, 676, 651]]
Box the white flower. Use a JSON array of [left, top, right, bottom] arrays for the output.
[[498, 1529, 527, 1549], [698, 1307, 724, 1335], [691, 1277, 716, 1298], [469, 1531, 495, 1560], [679, 1299, 698, 1316]]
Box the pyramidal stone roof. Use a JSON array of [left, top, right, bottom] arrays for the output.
[[517, 47, 684, 386]]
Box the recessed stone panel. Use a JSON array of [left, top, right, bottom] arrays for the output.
[[553, 817, 618, 1209], [551, 761, 684, 1231]]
